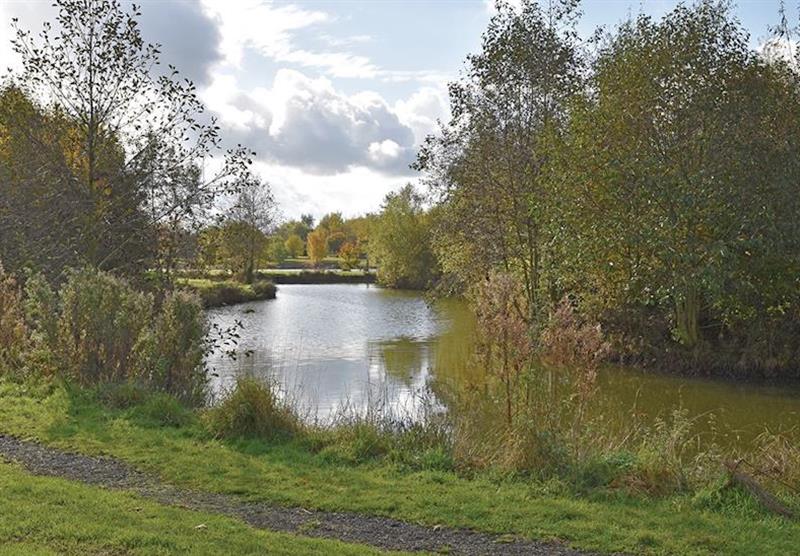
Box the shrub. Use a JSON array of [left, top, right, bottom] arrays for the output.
[[251, 280, 276, 298], [0, 264, 29, 374], [540, 297, 610, 371], [22, 271, 58, 346], [749, 431, 800, 495], [619, 409, 703, 495], [56, 268, 153, 385], [470, 271, 534, 427], [495, 425, 571, 478], [186, 279, 274, 308], [204, 377, 299, 440], [202, 283, 244, 307], [32, 269, 207, 404], [137, 290, 207, 405]]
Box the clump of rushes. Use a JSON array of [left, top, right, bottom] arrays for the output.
[[204, 377, 300, 440]]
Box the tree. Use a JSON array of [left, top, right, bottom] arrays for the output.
[[560, 2, 800, 357], [306, 229, 328, 267], [0, 86, 100, 276], [284, 234, 305, 258], [300, 214, 315, 229], [8, 0, 252, 277], [417, 0, 582, 322], [318, 212, 349, 253], [196, 225, 223, 271], [338, 242, 360, 271], [347, 215, 375, 270], [370, 185, 437, 289], [222, 176, 275, 282], [267, 237, 289, 265]]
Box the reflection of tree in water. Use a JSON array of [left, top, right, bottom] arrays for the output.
[[374, 337, 427, 386]]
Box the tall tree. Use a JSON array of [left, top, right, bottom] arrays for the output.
[[417, 0, 583, 323], [306, 229, 328, 267], [561, 2, 800, 359], [8, 0, 251, 276], [222, 176, 275, 283]]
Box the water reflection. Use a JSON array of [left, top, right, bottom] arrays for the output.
[[205, 284, 451, 420], [206, 284, 800, 449]]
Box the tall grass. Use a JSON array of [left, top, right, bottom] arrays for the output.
[[204, 377, 300, 439]]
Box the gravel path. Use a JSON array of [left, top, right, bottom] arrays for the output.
[[0, 434, 591, 555]]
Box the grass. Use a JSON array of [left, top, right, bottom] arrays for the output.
[[0, 461, 392, 556], [1, 380, 798, 555], [177, 278, 276, 308]]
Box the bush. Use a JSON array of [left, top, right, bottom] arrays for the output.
[[0, 264, 29, 374], [202, 283, 244, 307], [22, 268, 209, 404], [251, 280, 276, 298], [204, 377, 299, 440], [137, 290, 207, 405], [318, 419, 392, 464], [56, 268, 153, 385], [619, 409, 706, 495], [22, 271, 58, 349], [184, 279, 275, 308]]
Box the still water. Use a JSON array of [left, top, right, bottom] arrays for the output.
[[206, 284, 800, 448]]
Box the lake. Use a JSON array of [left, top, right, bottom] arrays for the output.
[[206, 284, 800, 449]]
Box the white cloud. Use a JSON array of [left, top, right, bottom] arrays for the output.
[[200, 0, 377, 78], [320, 33, 373, 48], [202, 68, 420, 175], [203, 73, 269, 130], [252, 161, 408, 220], [2, 0, 453, 218], [394, 86, 449, 144], [368, 139, 402, 163]]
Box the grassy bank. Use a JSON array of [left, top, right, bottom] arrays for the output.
[[0, 461, 388, 555], [1, 380, 798, 555], [177, 278, 276, 308]]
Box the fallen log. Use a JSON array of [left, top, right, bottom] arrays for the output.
[[724, 459, 794, 519]]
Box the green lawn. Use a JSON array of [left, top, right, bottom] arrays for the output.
[[1, 381, 798, 556], [0, 462, 392, 556]]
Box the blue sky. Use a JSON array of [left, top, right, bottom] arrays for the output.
[[0, 0, 790, 220]]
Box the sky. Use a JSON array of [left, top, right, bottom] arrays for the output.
[[0, 0, 790, 220]]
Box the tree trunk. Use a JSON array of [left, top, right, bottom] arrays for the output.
[[675, 285, 700, 348]]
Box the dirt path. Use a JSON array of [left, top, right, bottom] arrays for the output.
[[0, 434, 591, 555]]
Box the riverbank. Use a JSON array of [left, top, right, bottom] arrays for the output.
[[258, 269, 376, 285], [177, 278, 277, 308], [0, 379, 798, 555]]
